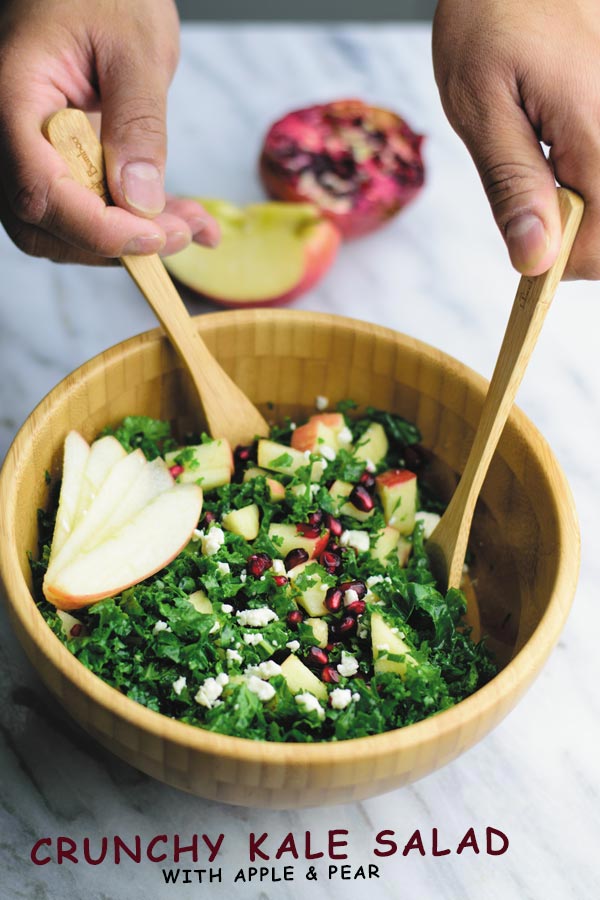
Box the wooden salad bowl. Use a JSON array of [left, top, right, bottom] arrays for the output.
[[0, 309, 579, 808]]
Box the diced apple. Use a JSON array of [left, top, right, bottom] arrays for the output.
[[243, 467, 286, 501], [308, 412, 346, 435], [288, 561, 329, 616], [291, 421, 338, 455], [415, 510, 441, 539], [75, 435, 127, 524], [376, 469, 417, 534], [165, 438, 233, 491], [371, 611, 416, 679], [305, 617, 328, 648], [369, 525, 401, 564], [43, 483, 203, 610], [188, 589, 213, 614], [257, 439, 307, 475], [49, 431, 90, 562], [328, 479, 374, 522], [354, 422, 388, 465], [397, 536, 412, 567], [280, 654, 327, 700], [268, 522, 329, 558], [222, 503, 260, 541]]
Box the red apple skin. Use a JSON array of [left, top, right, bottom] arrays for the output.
[[311, 530, 330, 559], [309, 412, 345, 431], [376, 469, 417, 489], [174, 218, 340, 310]]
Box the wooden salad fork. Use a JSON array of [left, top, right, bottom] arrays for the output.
[[43, 108, 269, 447], [426, 187, 584, 591]]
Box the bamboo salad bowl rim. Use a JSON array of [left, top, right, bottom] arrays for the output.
[[0, 309, 581, 769]]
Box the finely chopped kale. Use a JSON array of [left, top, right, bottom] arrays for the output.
[[34, 407, 497, 743]]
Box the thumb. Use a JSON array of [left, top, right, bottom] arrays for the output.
[[463, 102, 562, 275], [99, 53, 173, 218]]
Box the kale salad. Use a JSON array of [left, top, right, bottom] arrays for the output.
[[32, 401, 497, 743]]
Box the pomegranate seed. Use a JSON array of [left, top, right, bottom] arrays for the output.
[[234, 444, 254, 464], [169, 464, 184, 478], [296, 523, 321, 538], [349, 484, 375, 512], [202, 510, 217, 526], [345, 599, 366, 617], [324, 513, 343, 537], [69, 624, 83, 637], [246, 552, 272, 578], [322, 665, 340, 684], [339, 615, 357, 635], [287, 609, 304, 629], [339, 579, 367, 599], [325, 642, 335, 651], [274, 575, 288, 587], [307, 510, 323, 527], [307, 646, 329, 667], [320, 550, 342, 575], [285, 547, 309, 571], [324, 586, 344, 613], [359, 471, 376, 491]]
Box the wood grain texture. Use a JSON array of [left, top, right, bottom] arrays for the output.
[[427, 188, 584, 590], [43, 109, 269, 446], [0, 310, 580, 808]]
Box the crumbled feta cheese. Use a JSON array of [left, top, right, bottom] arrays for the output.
[[321, 445, 336, 461], [330, 687, 353, 710], [240, 570, 247, 583], [337, 426, 353, 445], [217, 561, 231, 575], [245, 660, 282, 680], [195, 677, 224, 708], [365, 458, 376, 473], [352, 692, 360, 702], [344, 588, 360, 607], [310, 484, 320, 497], [153, 620, 171, 634], [295, 692, 325, 719], [172, 676, 187, 696], [340, 530, 370, 553], [215, 672, 229, 687], [221, 603, 233, 614], [377, 643, 390, 653], [366, 575, 384, 587], [191, 528, 204, 542], [201, 526, 225, 556], [242, 633, 263, 646], [315, 395, 329, 411], [304, 450, 312, 460], [209, 621, 220, 634], [357, 624, 369, 640], [227, 648, 243, 664], [415, 510, 441, 540], [289, 421, 297, 431], [337, 651, 359, 678], [236, 607, 277, 627], [286, 639, 300, 652], [272, 558, 286, 576], [246, 675, 276, 702]]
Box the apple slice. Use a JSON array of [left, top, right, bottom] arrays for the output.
[[222, 503, 260, 541], [43, 484, 203, 609], [74, 435, 127, 524], [369, 525, 401, 564], [188, 589, 213, 614], [328, 479, 374, 522], [163, 199, 340, 308], [288, 561, 329, 616], [291, 421, 338, 455], [95, 456, 174, 540], [49, 431, 90, 562], [371, 611, 416, 679], [304, 617, 329, 648], [280, 654, 327, 700], [375, 469, 417, 534], [268, 522, 329, 558], [308, 412, 346, 434], [354, 422, 388, 465], [243, 467, 286, 502], [257, 439, 307, 475], [165, 438, 233, 491]]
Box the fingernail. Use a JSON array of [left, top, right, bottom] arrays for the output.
[[160, 230, 191, 257], [505, 213, 549, 272], [122, 233, 164, 255], [122, 162, 164, 214], [189, 215, 220, 248]]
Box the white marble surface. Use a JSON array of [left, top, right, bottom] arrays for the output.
[[1, 23, 599, 900]]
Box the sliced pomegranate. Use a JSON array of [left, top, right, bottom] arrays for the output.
[[260, 99, 425, 239]]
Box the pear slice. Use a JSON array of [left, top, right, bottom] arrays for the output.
[[43, 484, 203, 609], [49, 431, 90, 562]]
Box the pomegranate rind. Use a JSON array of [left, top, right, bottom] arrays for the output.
[[260, 98, 425, 239]]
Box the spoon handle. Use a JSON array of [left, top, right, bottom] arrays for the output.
[[430, 187, 584, 590], [43, 108, 269, 446]]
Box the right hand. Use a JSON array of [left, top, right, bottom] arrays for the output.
[[0, 0, 219, 265]]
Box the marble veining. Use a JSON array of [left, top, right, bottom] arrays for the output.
[[1, 23, 599, 900]]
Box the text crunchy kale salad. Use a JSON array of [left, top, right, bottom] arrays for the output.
[[32, 401, 496, 743]]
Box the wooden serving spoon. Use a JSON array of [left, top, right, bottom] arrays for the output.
[[43, 109, 269, 447], [426, 187, 584, 592]]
